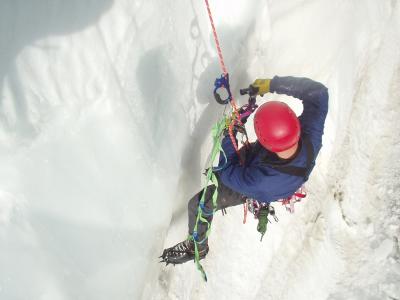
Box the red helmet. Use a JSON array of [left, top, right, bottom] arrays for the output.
[[254, 101, 300, 152]]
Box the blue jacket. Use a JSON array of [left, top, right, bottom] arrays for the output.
[[216, 76, 329, 203]]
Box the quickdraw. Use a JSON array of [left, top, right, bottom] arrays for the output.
[[280, 185, 307, 213], [245, 198, 279, 241]]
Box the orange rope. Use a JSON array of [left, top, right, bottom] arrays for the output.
[[204, 0, 244, 162], [204, 0, 228, 76]]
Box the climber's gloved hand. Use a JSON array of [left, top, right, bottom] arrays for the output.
[[250, 79, 271, 96]]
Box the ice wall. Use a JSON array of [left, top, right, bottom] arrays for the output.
[[0, 1, 195, 299], [0, 0, 399, 300]]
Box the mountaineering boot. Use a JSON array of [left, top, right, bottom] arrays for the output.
[[160, 239, 209, 265]]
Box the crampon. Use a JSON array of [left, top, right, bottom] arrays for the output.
[[159, 239, 209, 266]]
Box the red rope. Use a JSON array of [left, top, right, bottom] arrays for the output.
[[204, 0, 228, 76], [204, 1, 249, 220], [204, 0, 243, 162]]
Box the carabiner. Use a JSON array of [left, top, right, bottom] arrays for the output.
[[213, 73, 232, 105]]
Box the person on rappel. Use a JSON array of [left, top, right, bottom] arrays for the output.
[[160, 75, 329, 265]]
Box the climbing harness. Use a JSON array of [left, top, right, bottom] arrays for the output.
[[243, 185, 306, 240], [241, 137, 314, 236]]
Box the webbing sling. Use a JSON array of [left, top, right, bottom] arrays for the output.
[[190, 117, 226, 282], [189, 0, 244, 282]]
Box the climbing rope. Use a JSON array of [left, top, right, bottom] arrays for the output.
[[204, 0, 227, 75], [204, 0, 243, 159], [189, 0, 251, 281]]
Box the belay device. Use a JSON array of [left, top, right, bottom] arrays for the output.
[[213, 73, 232, 105]]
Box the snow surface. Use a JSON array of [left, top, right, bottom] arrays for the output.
[[0, 0, 399, 299]]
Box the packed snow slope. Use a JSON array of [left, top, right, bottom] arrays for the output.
[[0, 0, 399, 300]]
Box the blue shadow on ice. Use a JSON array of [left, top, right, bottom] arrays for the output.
[[0, 0, 113, 138]]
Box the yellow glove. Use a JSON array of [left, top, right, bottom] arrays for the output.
[[251, 79, 271, 96]]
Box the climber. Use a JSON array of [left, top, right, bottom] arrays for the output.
[[160, 76, 329, 265]]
